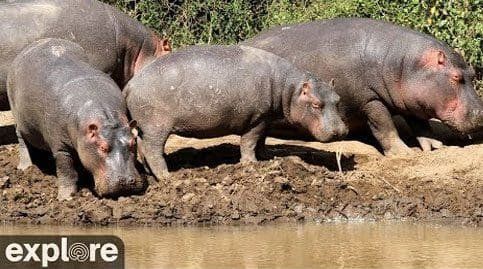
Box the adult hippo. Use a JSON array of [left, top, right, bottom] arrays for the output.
[[8, 38, 147, 200], [0, 0, 171, 110], [244, 18, 482, 155]]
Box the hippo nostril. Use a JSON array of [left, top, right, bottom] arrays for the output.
[[121, 176, 136, 186]]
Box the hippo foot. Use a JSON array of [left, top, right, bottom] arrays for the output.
[[17, 161, 33, 171], [383, 143, 414, 157], [240, 155, 257, 163], [57, 186, 76, 201], [416, 136, 444, 152], [151, 169, 170, 181]]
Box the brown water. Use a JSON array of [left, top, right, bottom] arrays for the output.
[[1, 222, 482, 269]]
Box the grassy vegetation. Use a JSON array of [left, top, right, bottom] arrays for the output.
[[102, 0, 482, 92]]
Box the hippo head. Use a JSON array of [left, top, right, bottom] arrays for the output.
[[401, 47, 483, 134], [288, 78, 348, 141], [77, 118, 146, 198]]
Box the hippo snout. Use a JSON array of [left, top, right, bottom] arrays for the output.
[[452, 107, 483, 134], [333, 123, 349, 140], [470, 109, 483, 132], [325, 122, 349, 142], [94, 172, 146, 198]]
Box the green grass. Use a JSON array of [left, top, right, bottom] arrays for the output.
[[102, 0, 482, 93]]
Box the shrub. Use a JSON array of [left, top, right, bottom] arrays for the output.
[[105, 0, 259, 47], [101, 0, 482, 92]]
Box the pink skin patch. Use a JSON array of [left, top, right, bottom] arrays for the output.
[[418, 49, 446, 69], [133, 35, 172, 75], [309, 119, 324, 140]]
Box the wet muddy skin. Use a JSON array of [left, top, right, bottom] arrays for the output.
[[0, 134, 481, 227]]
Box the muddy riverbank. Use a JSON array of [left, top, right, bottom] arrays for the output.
[[0, 133, 481, 227]]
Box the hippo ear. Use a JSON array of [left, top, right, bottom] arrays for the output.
[[129, 120, 139, 138], [87, 123, 99, 139], [437, 51, 446, 65], [329, 78, 335, 88], [301, 81, 313, 95], [161, 39, 172, 52], [420, 49, 446, 68], [155, 38, 171, 57]]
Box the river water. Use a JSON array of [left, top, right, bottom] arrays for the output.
[[1, 222, 482, 269]]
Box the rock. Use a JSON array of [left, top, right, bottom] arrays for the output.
[[182, 193, 195, 203], [230, 211, 240, 220], [294, 204, 304, 214], [0, 176, 10, 189]]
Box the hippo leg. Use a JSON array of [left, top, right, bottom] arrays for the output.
[[240, 122, 266, 163], [405, 116, 444, 152], [54, 151, 78, 201], [363, 100, 413, 156], [16, 131, 33, 170], [0, 93, 10, 111], [256, 134, 268, 160], [141, 131, 169, 180]]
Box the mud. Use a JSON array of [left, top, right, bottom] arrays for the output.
[[0, 132, 481, 227]]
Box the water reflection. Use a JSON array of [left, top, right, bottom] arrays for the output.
[[1, 222, 481, 269]]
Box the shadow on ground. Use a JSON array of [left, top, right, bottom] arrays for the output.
[[166, 143, 356, 172]]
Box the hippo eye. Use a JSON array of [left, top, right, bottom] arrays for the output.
[[99, 144, 110, 154]]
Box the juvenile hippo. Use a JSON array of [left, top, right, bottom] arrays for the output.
[[124, 45, 347, 179], [8, 38, 146, 200], [245, 18, 483, 155], [0, 0, 171, 110]]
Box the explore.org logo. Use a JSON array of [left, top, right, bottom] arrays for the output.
[[0, 236, 124, 269]]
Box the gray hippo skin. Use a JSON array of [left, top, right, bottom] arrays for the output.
[[0, 0, 171, 110], [244, 18, 483, 155], [124, 45, 348, 179], [8, 38, 146, 200]]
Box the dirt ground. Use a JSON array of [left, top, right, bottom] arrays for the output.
[[0, 112, 482, 226]]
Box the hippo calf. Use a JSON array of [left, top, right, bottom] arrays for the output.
[[245, 18, 483, 155], [0, 0, 171, 111], [8, 38, 146, 200], [124, 45, 348, 179]]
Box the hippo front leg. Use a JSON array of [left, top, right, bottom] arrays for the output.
[[54, 151, 78, 201], [240, 122, 266, 163], [405, 116, 444, 152], [0, 92, 10, 111], [363, 100, 413, 156]]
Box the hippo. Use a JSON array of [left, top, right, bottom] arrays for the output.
[[0, 0, 171, 111], [124, 45, 348, 179], [244, 18, 483, 155], [8, 38, 146, 200]]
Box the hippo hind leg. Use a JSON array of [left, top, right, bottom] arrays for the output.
[[141, 129, 170, 180], [240, 122, 266, 163], [405, 116, 444, 152], [16, 131, 33, 170]]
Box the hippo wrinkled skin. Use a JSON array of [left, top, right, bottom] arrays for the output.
[[124, 45, 348, 179], [245, 18, 483, 155], [8, 38, 146, 200], [0, 0, 171, 110]]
